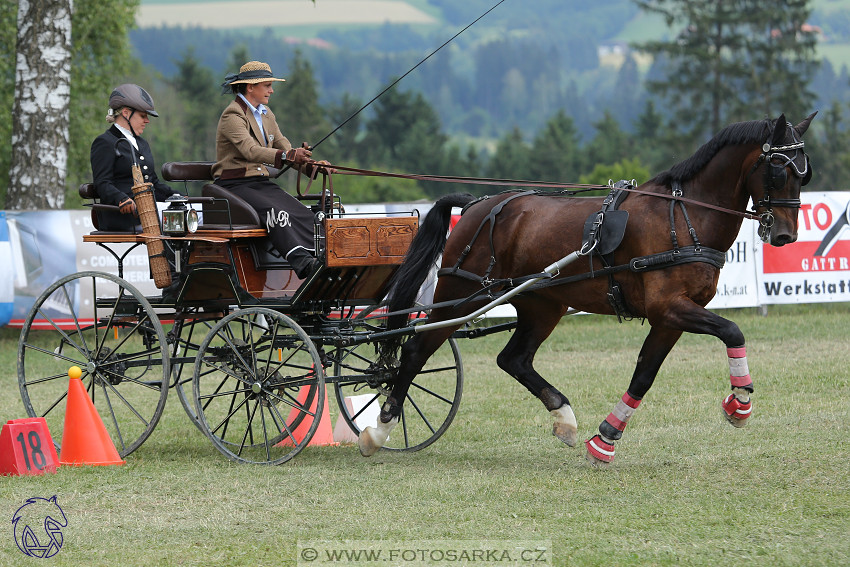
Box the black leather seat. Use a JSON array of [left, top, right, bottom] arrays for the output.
[[160, 161, 262, 230]]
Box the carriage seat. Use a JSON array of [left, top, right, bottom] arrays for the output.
[[160, 161, 263, 230], [79, 182, 132, 233]]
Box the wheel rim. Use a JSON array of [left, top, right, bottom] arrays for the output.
[[193, 308, 324, 465], [170, 311, 225, 433], [332, 304, 464, 452], [17, 271, 169, 458]]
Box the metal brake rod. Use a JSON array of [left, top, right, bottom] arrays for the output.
[[409, 251, 582, 334]]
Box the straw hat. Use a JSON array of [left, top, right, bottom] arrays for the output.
[[221, 61, 285, 93]]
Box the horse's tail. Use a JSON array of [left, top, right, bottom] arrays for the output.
[[384, 193, 475, 335]]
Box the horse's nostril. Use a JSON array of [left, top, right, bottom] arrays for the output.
[[773, 234, 796, 246]]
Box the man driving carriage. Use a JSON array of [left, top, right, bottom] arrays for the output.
[[214, 60, 333, 280]]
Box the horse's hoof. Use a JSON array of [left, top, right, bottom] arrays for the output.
[[552, 422, 578, 447], [585, 435, 615, 467], [357, 426, 382, 457], [586, 451, 612, 468], [722, 410, 748, 428], [721, 394, 751, 428], [550, 405, 578, 447]]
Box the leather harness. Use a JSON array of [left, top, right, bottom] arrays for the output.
[[437, 180, 727, 321]]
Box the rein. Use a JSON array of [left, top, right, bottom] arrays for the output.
[[319, 162, 762, 221]]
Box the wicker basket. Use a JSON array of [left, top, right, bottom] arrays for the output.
[[131, 165, 171, 289]]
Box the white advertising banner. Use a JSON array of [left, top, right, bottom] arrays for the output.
[[757, 191, 850, 304], [2, 193, 849, 326], [707, 221, 760, 309]]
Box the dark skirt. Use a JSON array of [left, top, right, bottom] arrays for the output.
[[214, 177, 314, 259]]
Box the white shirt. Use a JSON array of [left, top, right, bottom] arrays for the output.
[[113, 123, 139, 151], [238, 93, 268, 144]]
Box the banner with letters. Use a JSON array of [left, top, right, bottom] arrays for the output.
[[757, 191, 850, 304], [1, 192, 848, 326]]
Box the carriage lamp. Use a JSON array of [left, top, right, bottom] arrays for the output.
[[162, 195, 199, 237]]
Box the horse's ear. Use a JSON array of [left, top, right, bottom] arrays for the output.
[[770, 113, 787, 146], [794, 111, 818, 136]]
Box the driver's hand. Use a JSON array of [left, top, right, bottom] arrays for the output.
[[286, 146, 312, 166], [315, 160, 336, 175], [118, 197, 137, 216]]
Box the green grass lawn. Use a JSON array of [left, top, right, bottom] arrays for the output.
[[1, 304, 848, 566]]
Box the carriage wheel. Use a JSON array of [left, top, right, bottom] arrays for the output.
[[193, 307, 324, 465], [332, 303, 464, 452], [17, 271, 169, 458], [170, 311, 226, 433]]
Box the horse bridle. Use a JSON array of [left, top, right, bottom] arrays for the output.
[[745, 124, 811, 241]]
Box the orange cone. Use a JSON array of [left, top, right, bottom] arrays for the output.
[[278, 386, 337, 447], [59, 366, 125, 466]]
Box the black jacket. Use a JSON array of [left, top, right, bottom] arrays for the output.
[[90, 125, 176, 231]]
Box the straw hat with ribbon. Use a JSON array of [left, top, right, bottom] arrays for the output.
[[221, 61, 286, 94]]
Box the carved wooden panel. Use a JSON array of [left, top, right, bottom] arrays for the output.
[[325, 217, 417, 267]]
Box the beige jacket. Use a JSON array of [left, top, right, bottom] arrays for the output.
[[212, 97, 292, 180]]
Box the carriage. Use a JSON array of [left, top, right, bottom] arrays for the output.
[[17, 112, 816, 466], [16, 161, 476, 465]]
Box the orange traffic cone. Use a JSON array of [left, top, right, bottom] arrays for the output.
[[59, 366, 125, 466], [278, 385, 337, 447]]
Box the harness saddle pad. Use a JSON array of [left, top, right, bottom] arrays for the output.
[[581, 186, 630, 256]]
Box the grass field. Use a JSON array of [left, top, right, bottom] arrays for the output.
[[1, 304, 849, 566]]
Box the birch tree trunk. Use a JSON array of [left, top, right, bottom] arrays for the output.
[[7, 0, 73, 210]]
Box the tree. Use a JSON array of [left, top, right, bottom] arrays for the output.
[[365, 86, 447, 167], [583, 110, 634, 169], [7, 0, 73, 209], [0, 3, 16, 204], [803, 101, 850, 191], [324, 92, 364, 163], [486, 126, 532, 183], [579, 158, 651, 189], [633, 0, 818, 143], [171, 48, 221, 161], [528, 110, 584, 183], [274, 49, 329, 148]]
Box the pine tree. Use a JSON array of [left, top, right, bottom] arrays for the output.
[[274, 49, 329, 149], [633, 0, 818, 143]]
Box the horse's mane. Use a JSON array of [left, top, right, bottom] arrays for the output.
[[651, 118, 775, 186]]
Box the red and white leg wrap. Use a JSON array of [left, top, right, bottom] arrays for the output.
[[604, 392, 642, 434], [722, 393, 752, 420], [585, 434, 616, 463], [727, 346, 753, 390]]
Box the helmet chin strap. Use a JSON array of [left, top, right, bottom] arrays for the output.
[[121, 108, 139, 138]]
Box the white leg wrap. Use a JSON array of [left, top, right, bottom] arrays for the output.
[[358, 416, 399, 457], [550, 405, 578, 447]]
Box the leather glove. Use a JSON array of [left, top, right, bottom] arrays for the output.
[[307, 160, 336, 177], [285, 146, 312, 166], [118, 197, 137, 216]]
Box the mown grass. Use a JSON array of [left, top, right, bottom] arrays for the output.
[[1, 304, 848, 566]]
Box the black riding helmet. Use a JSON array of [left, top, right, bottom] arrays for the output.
[[109, 83, 158, 117]]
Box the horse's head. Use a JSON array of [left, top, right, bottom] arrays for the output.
[[747, 112, 817, 246]]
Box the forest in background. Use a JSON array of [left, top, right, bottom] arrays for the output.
[[5, 0, 850, 206]]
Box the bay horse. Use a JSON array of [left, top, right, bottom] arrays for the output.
[[359, 112, 816, 464]]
